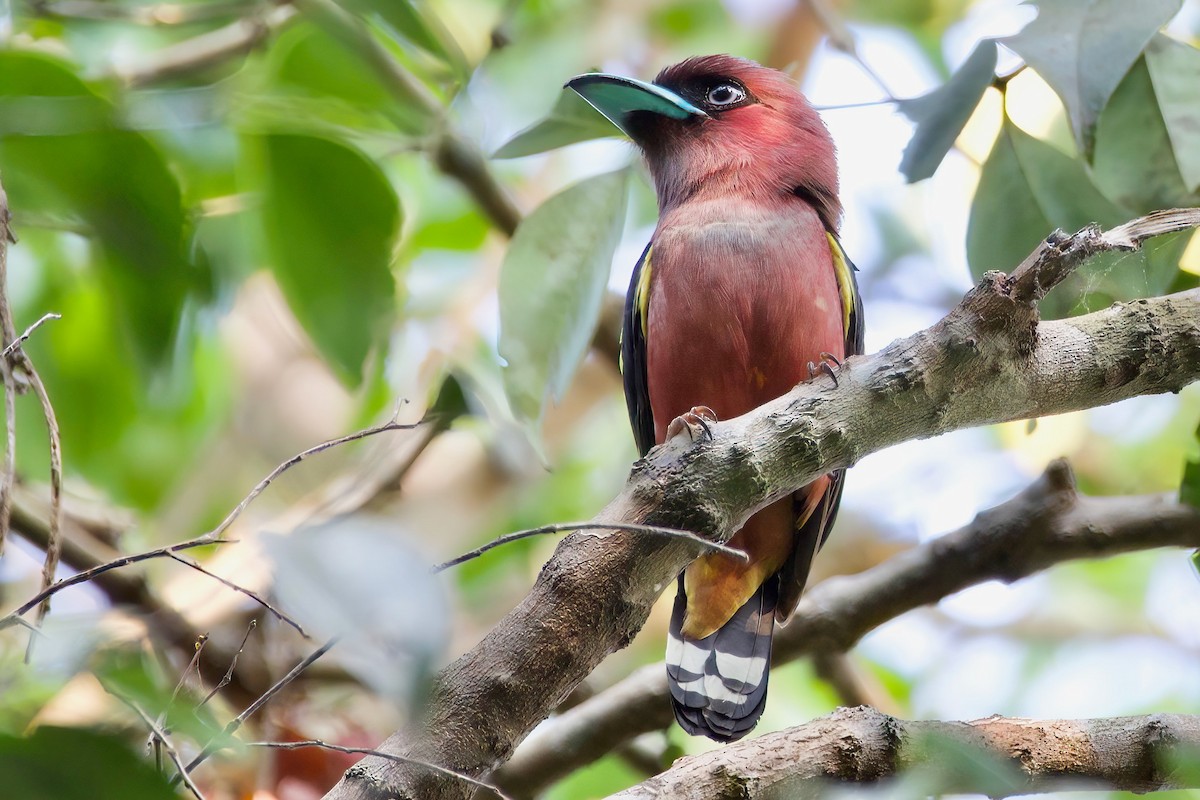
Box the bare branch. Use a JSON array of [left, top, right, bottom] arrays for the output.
[[1, 415, 422, 627], [495, 461, 1200, 796], [0, 181, 15, 557], [113, 4, 298, 87], [0, 538, 233, 625], [322, 210, 1200, 800], [0, 176, 65, 646], [610, 707, 1200, 798]]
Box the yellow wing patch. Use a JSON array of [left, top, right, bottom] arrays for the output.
[[826, 231, 854, 335], [634, 246, 654, 336]]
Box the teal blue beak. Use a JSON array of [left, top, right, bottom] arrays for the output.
[[566, 73, 708, 138]]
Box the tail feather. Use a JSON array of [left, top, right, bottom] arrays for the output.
[[666, 576, 777, 742]]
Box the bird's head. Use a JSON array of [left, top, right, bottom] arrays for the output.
[[567, 55, 839, 227]]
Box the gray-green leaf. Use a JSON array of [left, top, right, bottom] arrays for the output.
[[499, 168, 629, 423], [967, 122, 1133, 317], [1145, 34, 1200, 192], [1002, 0, 1182, 159], [898, 39, 997, 182], [494, 89, 621, 159]]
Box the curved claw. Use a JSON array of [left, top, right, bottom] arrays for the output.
[[665, 405, 718, 444], [807, 353, 842, 388]]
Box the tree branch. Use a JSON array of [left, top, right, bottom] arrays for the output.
[[323, 209, 1200, 800], [609, 707, 1200, 798], [493, 460, 1200, 796], [113, 5, 299, 87]]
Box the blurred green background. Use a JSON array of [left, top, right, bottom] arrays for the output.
[[0, 0, 1199, 797]]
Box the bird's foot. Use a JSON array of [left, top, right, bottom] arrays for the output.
[[666, 406, 718, 444], [806, 352, 843, 388]]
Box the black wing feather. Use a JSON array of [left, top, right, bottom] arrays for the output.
[[622, 242, 655, 457]]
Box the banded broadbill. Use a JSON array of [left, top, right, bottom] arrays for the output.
[[568, 55, 863, 741]]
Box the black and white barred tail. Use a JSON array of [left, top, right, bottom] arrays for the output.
[[665, 576, 777, 741]]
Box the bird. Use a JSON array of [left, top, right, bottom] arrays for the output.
[[567, 55, 863, 742]]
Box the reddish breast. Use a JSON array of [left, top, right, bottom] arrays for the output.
[[645, 194, 844, 441]]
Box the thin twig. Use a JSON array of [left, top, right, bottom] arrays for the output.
[[0, 183, 15, 558], [181, 637, 336, 779], [164, 552, 306, 636], [431, 522, 750, 573], [30, 0, 256, 26], [0, 312, 60, 361], [813, 98, 897, 111], [203, 413, 422, 545], [154, 633, 210, 749], [805, 0, 895, 101], [0, 411, 421, 629], [120, 697, 208, 800], [0, 538, 233, 626], [200, 620, 255, 707], [247, 740, 516, 800], [0, 183, 64, 656], [22, 366, 63, 641]]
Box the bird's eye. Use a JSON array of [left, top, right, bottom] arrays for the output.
[[706, 83, 746, 107]]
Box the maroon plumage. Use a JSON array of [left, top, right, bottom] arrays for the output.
[[569, 55, 863, 741]]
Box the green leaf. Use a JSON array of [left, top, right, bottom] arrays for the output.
[[968, 121, 1121, 273], [1092, 51, 1200, 213], [261, 25, 429, 136], [898, 39, 997, 182], [258, 133, 400, 386], [0, 727, 177, 800], [0, 51, 201, 366], [348, 0, 468, 76], [499, 168, 629, 423], [1181, 419, 1200, 508], [93, 647, 228, 749], [1144, 34, 1200, 193], [967, 122, 1133, 317], [1002, 0, 1182, 158], [494, 89, 620, 159]]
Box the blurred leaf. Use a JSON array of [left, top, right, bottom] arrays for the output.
[[499, 168, 629, 423], [903, 730, 1027, 796], [427, 370, 471, 425], [264, 517, 448, 708], [898, 39, 997, 182], [494, 89, 619, 158], [0, 51, 202, 366], [346, 0, 468, 76], [93, 647, 227, 749], [1181, 420, 1200, 508], [1002, 0, 1181, 158], [12, 233, 229, 508], [1144, 34, 1200, 193], [0, 726, 177, 800], [258, 133, 400, 386], [1092, 52, 1200, 213], [263, 25, 430, 135]]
